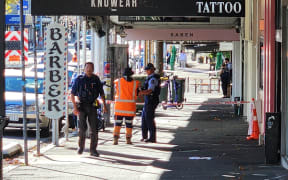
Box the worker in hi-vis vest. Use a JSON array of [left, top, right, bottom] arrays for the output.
[[113, 67, 140, 145]]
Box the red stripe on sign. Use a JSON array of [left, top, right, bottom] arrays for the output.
[[5, 50, 12, 57], [10, 37, 19, 41], [24, 37, 29, 43], [24, 47, 28, 52], [5, 32, 11, 39]]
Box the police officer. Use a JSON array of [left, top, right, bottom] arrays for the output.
[[139, 63, 160, 143], [113, 67, 140, 145], [71, 62, 107, 157]]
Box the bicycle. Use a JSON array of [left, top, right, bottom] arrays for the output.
[[97, 81, 111, 131], [162, 73, 184, 110], [97, 99, 106, 131]]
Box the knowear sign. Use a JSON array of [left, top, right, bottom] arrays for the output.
[[31, 0, 245, 17], [44, 23, 67, 119]]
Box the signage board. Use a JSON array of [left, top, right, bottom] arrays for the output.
[[5, 15, 26, 24], [44, 23, 67, 119], [124, 29, 240, 41], [5, 30, 28, 67], [17, 1, 29, 10], [37, 16, 52, 23], [32, 0, 245, 17], [118, 16, 210, 22], [104, 62, 110, 77]]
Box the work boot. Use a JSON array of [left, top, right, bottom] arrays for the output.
[[77, 135, 86, 154], [90, 133, 99, 156], [126, 137, 132, 144], [90, 150, 99, 157], [125, 128, 133, 144], [144, 139, 156, 143], [113, 136, 119, 145]]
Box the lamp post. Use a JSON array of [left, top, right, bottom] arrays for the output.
[[0, 0, 7, 179]]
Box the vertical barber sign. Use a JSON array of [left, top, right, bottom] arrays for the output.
[[43, 23, 67, 119]]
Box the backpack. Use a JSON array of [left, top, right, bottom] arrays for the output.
[[151, 74, 161, 97]]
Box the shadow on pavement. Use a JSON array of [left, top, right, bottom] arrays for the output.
[[150, 97, 288, 179]]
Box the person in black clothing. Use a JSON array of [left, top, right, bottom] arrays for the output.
[[166, 52, 171, 65], [220, 63, 230, 98], [139, 63, 160, 143], [71, 62, 107, 157]]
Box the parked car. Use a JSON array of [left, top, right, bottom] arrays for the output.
[[27, 64, 78, 129], [74, 35, 91, 50], [5, 69, 65, 137], [27, 64, 76, 89]]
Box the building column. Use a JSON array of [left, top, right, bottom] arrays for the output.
[[147, 40, 151, 64], [155, 41, 164, 76], [93, 31, 101, 74], [264, 0, 276, 115], [163, 41, 167, 70], [149, 41, 154, 64], [232, 41, 242, 100], [153, 41, 157, 65], [82, 18, 87, 66], [243, 41, 257, 117]]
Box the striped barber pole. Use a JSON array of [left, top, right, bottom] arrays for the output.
[[5, 30, 28, 65]]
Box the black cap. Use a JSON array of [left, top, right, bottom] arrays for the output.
[[123, 67, 134, 76], [144, 63, 155, 70]]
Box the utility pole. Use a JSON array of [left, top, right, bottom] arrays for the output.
[[0, 0, 7, 178], [20, 0, 28, 166], [76, 16, 81, 74], [82, 17, 87, 64], [32, 16, 41, 156], [105, 16, 111, 125], [65, 16, 69, 141]]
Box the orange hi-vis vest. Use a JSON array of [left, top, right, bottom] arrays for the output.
[[114, 77, 140, 116]]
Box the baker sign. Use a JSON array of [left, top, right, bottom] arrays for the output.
[[44, 23, 67, 119]]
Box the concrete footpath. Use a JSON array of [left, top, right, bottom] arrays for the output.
[[4, 92, 288, 179], [4, 65, 288, 179]]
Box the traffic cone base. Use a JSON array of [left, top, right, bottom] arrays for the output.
[[247, 98, 259, 140], [246, 120, 259, 140]]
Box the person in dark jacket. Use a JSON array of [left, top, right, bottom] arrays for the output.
[[71, 62, 107, 157], [139, 63, 160, 143], [220, 64, 230, 98]]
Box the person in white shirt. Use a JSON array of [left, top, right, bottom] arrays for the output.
[[179, 50, 187, 68]]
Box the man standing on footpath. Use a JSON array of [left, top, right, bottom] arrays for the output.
[[179, 50, 187, 68], [220, 63, 230, 98], [139, 63, 160, 143], [224, 57, 232, 79], [71, 62, 107, 157], [113, 68, 140, 145]]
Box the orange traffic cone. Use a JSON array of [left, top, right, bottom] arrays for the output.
[[72, 53, 77, 62], [247, 98, 259, 140]]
